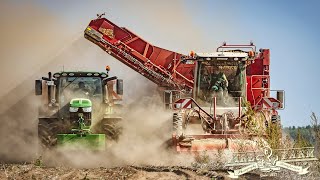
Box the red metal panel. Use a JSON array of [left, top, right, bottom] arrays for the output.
[[262, 49, 270, 66], [246, 76, 254, 106], [146, 45, 153, 59], [247, 58, 263, 75], [251, 76, 262, 88], [247, 49, 270, 76], [246, 49, 271, 108], [126, 38, 147, 55]]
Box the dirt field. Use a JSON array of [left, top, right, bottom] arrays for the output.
[[1, 163, 270, 180]]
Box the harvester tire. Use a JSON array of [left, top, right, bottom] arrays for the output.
[[38, 119, 71, 150], [173, 112, 183, 137]]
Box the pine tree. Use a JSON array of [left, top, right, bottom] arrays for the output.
[[266, 122, 282, 149], [294, 128, 311, 148]]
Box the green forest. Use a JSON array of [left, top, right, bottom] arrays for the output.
[[283, 125, 315, 145], [282, 112, 319, 147]]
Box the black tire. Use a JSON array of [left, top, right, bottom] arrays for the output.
[[173, 112, 183, 137], [38, 119, 71, 150], [93, 118, 122, 141]]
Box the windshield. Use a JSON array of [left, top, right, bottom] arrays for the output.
[[196, 61, 246, 107], [59, 77, 103, 106]]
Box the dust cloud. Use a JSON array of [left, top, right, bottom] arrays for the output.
[[42, 95, 191, 168], [0, 1, 104, 162], [0, 1, 70, 162], [108, 95, 190, 166]]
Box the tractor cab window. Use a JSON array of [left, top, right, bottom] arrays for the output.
[[59, 77, 103, 106], [196, 61, 246, 107]]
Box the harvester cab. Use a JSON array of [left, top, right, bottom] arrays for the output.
[[35, 67, 123, 151], [193, 50, 250, 108], [172, 43, 285, 152]]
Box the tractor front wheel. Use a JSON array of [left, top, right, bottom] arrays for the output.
[[38, 119, 71, 151], [93, 118, 122, 141]]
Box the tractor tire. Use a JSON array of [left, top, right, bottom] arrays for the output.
[[173, 112, 183, 137], [93, 118, 122, 141], [38, 119, 71, 151]]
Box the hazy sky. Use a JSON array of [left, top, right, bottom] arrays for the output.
[[20, 0, 320, 127]]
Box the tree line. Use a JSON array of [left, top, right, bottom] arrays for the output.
[[282, 112, 319, 150]]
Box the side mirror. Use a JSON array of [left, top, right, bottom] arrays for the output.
[[103, 76, 117, 85], [276, 90, 285, 109], [116, 79, 123, 95], [35, 80, 42, 95]]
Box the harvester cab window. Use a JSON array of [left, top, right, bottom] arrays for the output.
[[196, 61, 245, 107]]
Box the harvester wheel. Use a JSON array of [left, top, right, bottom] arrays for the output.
[[173, 112, 183, 137], [38, 119, 71, 150]]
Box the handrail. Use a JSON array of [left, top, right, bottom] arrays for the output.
[[216, 42, 256, 53], [174, 98, 215, 130]]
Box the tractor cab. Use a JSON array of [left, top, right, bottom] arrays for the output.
[[55, 72, 106, 122], [35, 68, 123, 150]]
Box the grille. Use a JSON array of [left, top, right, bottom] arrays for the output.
[[70, 109, 92, 126]]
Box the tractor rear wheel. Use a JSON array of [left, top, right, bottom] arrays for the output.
[[38, 119, 71, 150]]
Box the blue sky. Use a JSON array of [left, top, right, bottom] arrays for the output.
[[34, 0, 320, 127]]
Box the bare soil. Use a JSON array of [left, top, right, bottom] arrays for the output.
[[0, 163, 270, 180]]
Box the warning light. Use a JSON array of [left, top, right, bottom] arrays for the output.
[[248, 51, 255, 57], [106, 65, 110, 71], [190, 51, 195, 57]]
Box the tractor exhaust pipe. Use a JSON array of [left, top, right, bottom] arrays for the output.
[[42, 72, 56, 106], [48, 72, 52, 104]]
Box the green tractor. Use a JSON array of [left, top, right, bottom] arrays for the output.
[[35, 67, 123, 151]]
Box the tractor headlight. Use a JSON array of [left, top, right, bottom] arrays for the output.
[[82, 107, 92, 112], [69, 107, 79, 112]]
